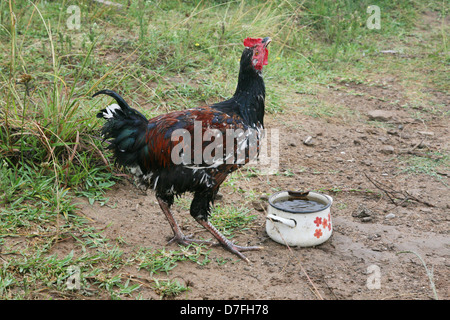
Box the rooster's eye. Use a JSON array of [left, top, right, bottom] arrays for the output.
[[254, 51, 259, 56]]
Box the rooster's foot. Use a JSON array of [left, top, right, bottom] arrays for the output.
[[196, 219, 264, 263], [167, 234, 214, 247]]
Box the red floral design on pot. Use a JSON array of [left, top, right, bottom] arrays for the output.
[[314, 217, 322, 227], [314, 229, 323, 238]]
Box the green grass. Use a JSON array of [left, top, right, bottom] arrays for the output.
[[136, 244, 211, 276], [299, 95, 355, 120], [401, 152, 449, 186], [210, 204, 258, 238], [0, 0, 447, 299], [152, 278, 190, 299]]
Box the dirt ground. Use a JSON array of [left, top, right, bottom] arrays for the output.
[[69, 10, 449, 300], [76, 70, 449, 300]]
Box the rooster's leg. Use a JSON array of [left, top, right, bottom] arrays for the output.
[[196, 219, 263, 263], [156, 197, 213, 246]]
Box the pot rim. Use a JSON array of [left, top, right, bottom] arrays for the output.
[[268, 190, 332, 214]]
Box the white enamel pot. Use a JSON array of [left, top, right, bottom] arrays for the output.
[[266, 191, 333, 247]]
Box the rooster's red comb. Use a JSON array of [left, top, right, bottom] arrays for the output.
[[243, 37, 263, 47]]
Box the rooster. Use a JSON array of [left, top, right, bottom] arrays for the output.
[[94, 37, 271, 262]]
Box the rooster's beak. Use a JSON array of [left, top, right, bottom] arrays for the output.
[[262, 37, 271, 47]]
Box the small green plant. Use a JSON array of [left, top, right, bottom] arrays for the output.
[[136, 244, 211, 275], [210, 204, 257, 238], [152, 279, 190, 299], [401, 153, 449, 186]]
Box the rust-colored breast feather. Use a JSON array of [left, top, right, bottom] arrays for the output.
[[143, 107, 248, 171]]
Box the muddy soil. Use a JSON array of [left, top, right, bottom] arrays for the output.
[[77, 72, 449, 300], [70, 10, 450, 300]]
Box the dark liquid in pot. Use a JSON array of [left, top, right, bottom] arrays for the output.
[[274, 198, 327, 212]]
